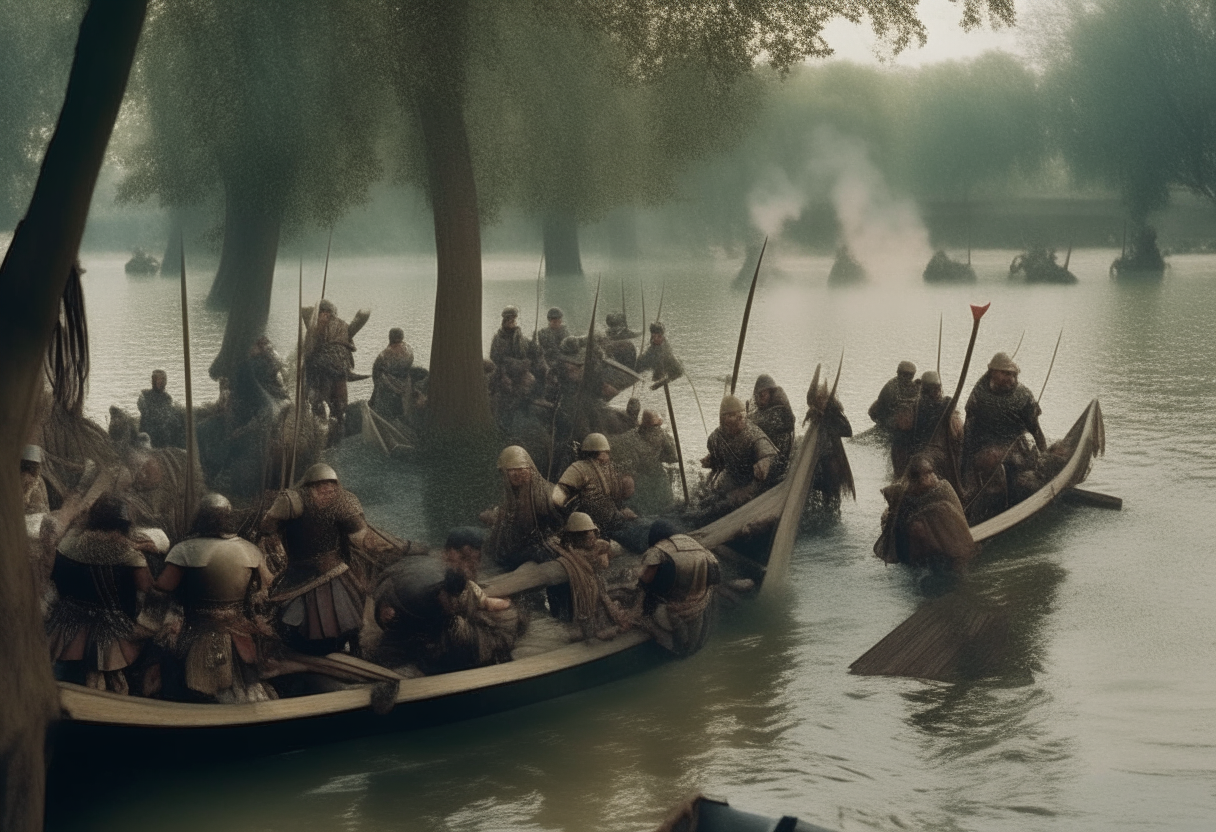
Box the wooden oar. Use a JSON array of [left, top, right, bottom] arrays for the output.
[[178, 236, 195, 524], [729, 236, 767, 395], [662, 382, 690, 505], [761, 362, 826, 596]]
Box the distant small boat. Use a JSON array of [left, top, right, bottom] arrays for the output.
[[1009, 246, 1076, 284], [827, 246, 865, 285], [1110, 227, 1166, 280], [923, 250, 976, 283], [124, 248, 159, 276]]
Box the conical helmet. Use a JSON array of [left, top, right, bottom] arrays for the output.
[[719, 395, 745, 417], [581, 432, 611, 453], [987, 352, 1020, 374]]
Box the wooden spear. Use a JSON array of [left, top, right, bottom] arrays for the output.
[[179, 236, 196, 525], [662, 382, 690, 505], [1039, 328, 1063, 404], [1011, 329, 1026, 359], [288, 259, 305, 486], [936, 313, 942, 375], [320, 227, 333, 299], [729, 236, 767, 395], [533, 253, 544, 340]]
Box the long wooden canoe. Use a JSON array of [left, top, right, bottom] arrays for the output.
[[971, 398, 1105, 543], [51, 436, 818, 761]]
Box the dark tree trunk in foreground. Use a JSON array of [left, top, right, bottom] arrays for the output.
[[159, 207, 185, 276], [417, 90, 493, 433], [0, 2, 147, 830], [543, 212, 584, 276], [207, 182, 283, 380]]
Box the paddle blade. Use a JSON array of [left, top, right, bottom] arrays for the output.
[[970, 302, 991, 321]]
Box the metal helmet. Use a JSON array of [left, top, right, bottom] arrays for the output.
[[318, 299, 337, 315], [547, 307, 563, 320], [198, 492, 232, 512], [87, 493, 131, 532], [501, 305, 519, 319], [641, 409, 662, 427], [191, 493, 234, 537], [564, 511, 599, 533], [921, 370, 941, 387], [987, 352, 1020, 374], [301, 462, 339, 486], [897, 360, 916, 376], [909, 455, 934, 478], [21, 445, 43, 464], [581, 432, 611, 453], [135, 432, 153, 450], [649, 321, 665, 335], [389, 327, 405, 344], [753, 374, 777, 395], [497, 445, 534, 471], [720, 395, 746, 417], [605, 312, 624, 329]]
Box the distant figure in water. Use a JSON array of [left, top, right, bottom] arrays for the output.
[[869, 361, 920, 474], [137, 369, 185, 449]]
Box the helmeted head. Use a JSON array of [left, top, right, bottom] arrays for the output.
[[151, 369, 167, 391], [649, 321, 665, 342], [987, 352, 1019, 374], [753, 374, 777, 396], [21, 444, 43, 466], [135, 432, 153, 450], [625, 398, 641, 420], [501, 305, 519, 329], [389, 327, 405, 344], [640, 409, 663, 428], [908, 455, 935, 482], [497, 444, 533, 471], [318, 299, 337, 317], [301, 463, 339, 487], [720, 394, 746, 433], [191, 492, 234, 537], [547, 306, 563, 322], [581, 432, 611, 459], [897, 360, 916, 379], [606, 312, 624, 330], [564, 511, 598, 534], [921, 370, 942, 396], [88, 493, 132, 534]]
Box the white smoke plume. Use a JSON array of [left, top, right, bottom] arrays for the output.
[[809, 126, 931, 284], [747, 166, 806, 239]]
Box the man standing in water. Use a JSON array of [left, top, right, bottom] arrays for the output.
[[749, 374, 796, 483], [304, 299, 365, 444], [909, 370, 962, 479], [868, 360, 921, 473], [137, 369, 185, 449], [875, 455, 975, 570], [636, 321, 684, 386], [261, 463, 370, 655]]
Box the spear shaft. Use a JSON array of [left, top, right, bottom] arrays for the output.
[[1038, 328, 1063, 404], [288, 260, 305, 486], [730, 236, 767, 395], [179, 237, 196, 525], [662, 382, 690, 504], [320, 227, 333, 299], [936, 313, 942, 374]]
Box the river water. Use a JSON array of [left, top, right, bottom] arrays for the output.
[[54, 246, 1216, 831]]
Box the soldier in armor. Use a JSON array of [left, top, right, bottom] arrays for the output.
[[553, 433, 639, 543], [490, 305, 529, 366], [537, 307, 569, 364], [369, 327, 415, 422], [21, 444, 50, 515], [371, 556, 523, 674], [247, 335, 289, 401], [260, 463, 370, 655], [46, 494, 153, 694], [868, 360, 921, 474], [483, 445, 564, 571], [962, 352, 1047, 523], [804, 378, 856, 507], [602, 312, 639, 367], [547, 512, 631, 640], [909, 370, 962, 480], [304, 299, 366, 444], [137, 369, 186, 449], [875, 455, 975, 570], [155, 494, 277, 702], [749, 374, 795, 483], [636, 322, 684, 386], [609, 409, 678, 515], [701, 395, 778, 516], [634, 520, 721, 656]]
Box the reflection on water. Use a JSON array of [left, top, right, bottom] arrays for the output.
[[53, 248, 1216, 830]]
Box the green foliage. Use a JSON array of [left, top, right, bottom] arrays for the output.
[[117, 0, 390, 231], [1045, 0, 1216, 221], [0, 0, 82, 228]]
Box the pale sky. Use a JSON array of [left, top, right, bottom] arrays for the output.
[[819, 0, 1031, 66]]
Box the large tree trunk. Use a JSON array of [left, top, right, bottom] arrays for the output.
[[158, 207, 186, 276], [417, 91, 493, 433], [0, 2, 147, 830], [207, 182, 283, 380], [543, 211, 584, 276]]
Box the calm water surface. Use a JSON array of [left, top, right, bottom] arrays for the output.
[[56, 246, 1216, 831]]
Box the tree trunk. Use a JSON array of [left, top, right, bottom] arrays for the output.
[[158, 207, 185, 276], [543, 211, 584, 276], [207, 183, 283, 381], [416, 95, 493, 434], [0, 2, 147, 830]]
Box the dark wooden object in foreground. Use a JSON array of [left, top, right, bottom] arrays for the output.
[[1062, 487, 1122, 510], [654, 792, 836, 832], [849, 596, 1010, 682]]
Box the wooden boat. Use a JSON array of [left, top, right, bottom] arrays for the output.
[[52, 417, 826, 763], [971, 398, 1105, 543], [654, 793, 836, 832]]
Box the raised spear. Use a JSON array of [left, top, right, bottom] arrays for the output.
[[320, 226, 333, 299], [729, 236, 767, 395], [179, 236, 196, 525], [936, 313, 942, 374], [662, 382, 689, 505], [1011, 329, 1026, 359], [1038, 328, 1063, 404], [288, 259, 305, 486], [533, 253, 544, 340]]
